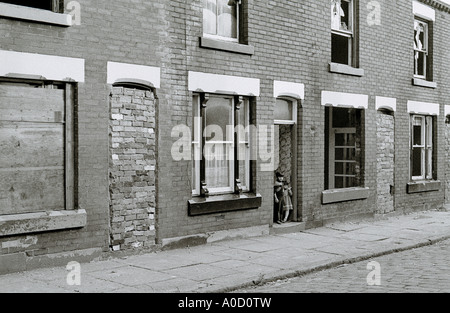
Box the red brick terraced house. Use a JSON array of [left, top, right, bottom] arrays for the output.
[[0, 0, 449, 274]]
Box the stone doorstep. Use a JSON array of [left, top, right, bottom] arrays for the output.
[[270, 222, 306, 235]]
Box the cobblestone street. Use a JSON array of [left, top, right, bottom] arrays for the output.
[[238, 239, 450, 293]]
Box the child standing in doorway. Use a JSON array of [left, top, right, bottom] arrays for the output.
[[274, 172, 284, 224], [280, 181, 293, 223]]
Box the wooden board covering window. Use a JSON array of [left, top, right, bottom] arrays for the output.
[[0, 83, 74, 215]]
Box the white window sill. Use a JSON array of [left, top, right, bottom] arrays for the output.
[[0, 3, 72, 27], [412, 78, 437, 89], [200, 37, 254, 55], [329, 63, 365, 77], [0, 210, 86, 237]]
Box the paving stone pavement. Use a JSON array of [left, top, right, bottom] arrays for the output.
[[0, 209, 449, 293]]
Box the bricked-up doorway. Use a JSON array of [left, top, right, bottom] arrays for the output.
[[0, 79, 75, 215], [445, 115, 450, 204], [376, 110, 395, 214], [274, 98, 298, 222], [109, 81, 157, 251]]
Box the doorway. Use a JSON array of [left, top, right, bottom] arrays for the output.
[[274, 98, 298, 222]]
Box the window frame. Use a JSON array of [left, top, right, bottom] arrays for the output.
[[414, 17, 429, 80], [331, 0, 355, 66], [410, 114, 434, 181], [192, 93, 251, 197], [326, 107, 361, 190], [202, 0, 241, 43]]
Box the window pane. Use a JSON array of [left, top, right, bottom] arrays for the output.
[[217, 0, 237, 38], [412, 147, 423, 177], [331, 0, 351, 31], [345, 176, 355, 188], [335, 133, 355, 146], [274, 99, 293, 121], [203, 0, 217, 35], [335, 148, 355, 161], [205, 97, 232, 141], [346, 162, 356, 175], [414, 20, 426, 52], [415, 51, 426, 77], [335, 162, 344, 175], [413, 124, 423, 146], [334, 176, 344, 189], [204, 96, 233, 191], [205, 143, 231, 188], [335, 162, 356, 176], [340, 0, 350, 31], [332, 33, 351, 65], [332, 108, 356, 128]]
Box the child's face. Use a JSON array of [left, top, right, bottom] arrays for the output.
[[277, 176, 284, 182]]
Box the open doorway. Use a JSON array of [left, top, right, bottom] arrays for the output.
[[274, 98, 298, 223]]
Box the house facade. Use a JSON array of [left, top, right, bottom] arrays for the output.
[[0, 0, 449, 274]]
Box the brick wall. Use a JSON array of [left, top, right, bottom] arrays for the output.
[[0, 0, 449, 263], [157, 0, 450, 238], [0, 0, 166, 267], [376, 111, 395, 214], [109, 87, 157, 251], [446, 121, 450, 204], [392, 0, 449, 214]]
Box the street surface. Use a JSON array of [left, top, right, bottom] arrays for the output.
[[237, 239, 450, 293]]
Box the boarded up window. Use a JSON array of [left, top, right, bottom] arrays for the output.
[[0, 82, 75, 215]]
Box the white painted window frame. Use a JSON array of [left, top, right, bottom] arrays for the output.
[[410, 115, 433, 181], [192, 94, 252, 196]]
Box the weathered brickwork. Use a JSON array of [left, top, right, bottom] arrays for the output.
[[157, 0, 450, 235], [446, 122, 450, 204], [0, 0, 449, 272], [274, 125, 293, 182], [109, 87, 156, 250], [0, 0, 166, 271], [376, 112, 395, 214]]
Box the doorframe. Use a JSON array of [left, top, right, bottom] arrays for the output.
[[274, 97, 299, 222]]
